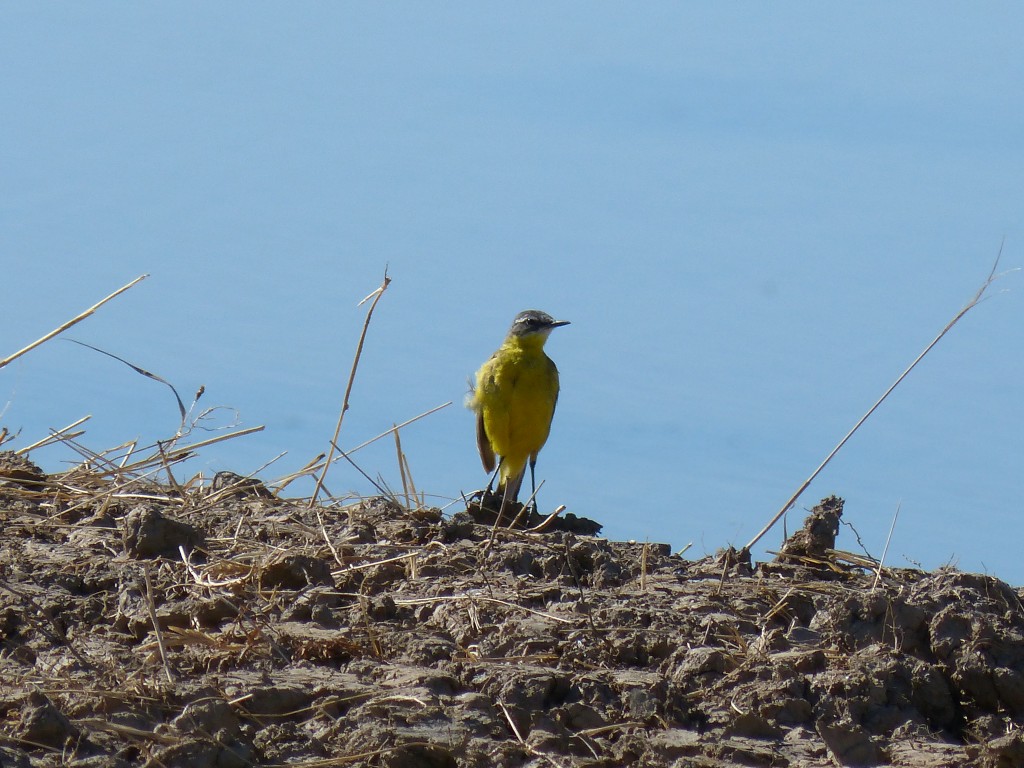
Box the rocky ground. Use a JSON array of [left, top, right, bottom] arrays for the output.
[[3, 451, 1024, 767]]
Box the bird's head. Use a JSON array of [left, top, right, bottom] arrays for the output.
[[508, 310, 570, 338]]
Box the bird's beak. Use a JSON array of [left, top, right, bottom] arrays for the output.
[[550, 320, 571, 328]]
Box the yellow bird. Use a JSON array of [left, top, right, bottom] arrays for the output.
[[470, 310, 570, 521]]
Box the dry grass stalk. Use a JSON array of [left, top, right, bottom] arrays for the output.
[[74, 718, 178, 745], [498, 700, 572, 767], [274, 453, 326, 492], [392, 593, 576, 625], [279, 402, 450, 492], [330, 551, 418, 577], [310, 268, 392, 508], [315, 507, 347, 569], [15, 415, 92, 455], [525, 504, 567, 533], [763, 587, 797, 624], [281, 743, 436, 767], [499, 701, 525, 742], [142, 566, 175, 684], [506, 480, 545, 530], [828, 549, 881, 570], [179, 546, 253, 590], [640, 541, 650, 591], [872, 502, 901, 592], [393, 425, 419, 510], [0, 273, 148, 370], [576, 722, 646, 738], [155, 442, 185, 499], [153, 425, 266, 463], [744, 250, 1015, 556]]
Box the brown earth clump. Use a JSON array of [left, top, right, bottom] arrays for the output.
[[2, 456, 1024, 767]]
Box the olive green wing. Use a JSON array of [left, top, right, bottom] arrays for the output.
[[476, 410, 496, 474], [472, 360, 498, 474]]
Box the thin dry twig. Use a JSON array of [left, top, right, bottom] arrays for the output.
[[280, 401, 451, 491], [310, 268, 391, 507], [331, 551, 418, 576], [392, 593, 576, 625], [15, 415, 92, 456], [142, 566, 175, 684], [507, 480, 545, 530], [744, 249, 1015, 555], [499, 701, 525, 742], [525, 504, 567, 533], [281, 743, 436, 768], [344, 402, 452, 455], [316, 506, 347, 569], [74, 718, 179, 745], [0, 274, 148, 370], [498, 701, 568, 767], [154, 425, 266, 461], [873, 501, 901, 592], [394, 426, 412, 509], [273, 453, 326, 492], [640, 541, 650, 591]]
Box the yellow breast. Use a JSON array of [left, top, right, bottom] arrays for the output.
[[473, 336, 560, 483]]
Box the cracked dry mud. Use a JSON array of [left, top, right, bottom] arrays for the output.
[[3, 454, 1024, 767]]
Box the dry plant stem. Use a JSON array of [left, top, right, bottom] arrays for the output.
[[273, 453, 325, 492], [316, 507, 346, 568], [509, 479, 545, 528], [873, 501, 901, 592], [273, 401, 450, 492], [156, 442, 185, 497], [640, 542, 650, 591], [499, 701, 526, 742], [156, 425, 265, 461], [0, 274, 148, 369], [498, 701, 568, 767], [331, 551, 418, 576], [15, 415, 92, 455], [291, 401, 452, 485], [392, 593, 576, 624], [402, 452, 422, 508], [142, 566, 174, 684], [327, 440, 388, 497], [75, 718, 179, 744], [394, 426, 411, 509], [282, 743, 435, 767], [310, 268, 391, 508], [743, 251, 1011, 556], [526, 503, 566, 533], [342, 402, 452, 454]]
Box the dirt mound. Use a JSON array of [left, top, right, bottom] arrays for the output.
[[2, 458, 1024, 767]]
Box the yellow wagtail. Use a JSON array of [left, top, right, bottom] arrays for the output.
[[469, 309, 569, 526]]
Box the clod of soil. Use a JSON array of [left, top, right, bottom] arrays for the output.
[[3, 463, 1024, 767]]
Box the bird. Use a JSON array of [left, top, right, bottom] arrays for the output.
[[469, 309, 569, 527]]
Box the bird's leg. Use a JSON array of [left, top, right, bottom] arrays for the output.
[[487, 469, 521, 546], [528, 456, 539, 514], [484, 462, 501, 499]]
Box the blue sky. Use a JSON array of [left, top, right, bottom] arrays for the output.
[[3, 5, 1023, 581]]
